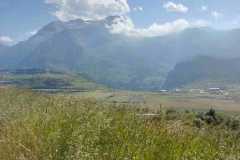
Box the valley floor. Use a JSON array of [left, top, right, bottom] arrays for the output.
[[2, 83, 240, 115], [65, 90, 240, 115], [1, 69, 240, 115]]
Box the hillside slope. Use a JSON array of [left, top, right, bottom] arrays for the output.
[[0, 44, 9, 57], [0, 21, 67, 68], [162, 55, 240, 89], [0, 69, 110, 91]]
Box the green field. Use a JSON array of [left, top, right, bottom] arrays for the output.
[[63, 90, 240, 116], [0, 70, 113, 92]]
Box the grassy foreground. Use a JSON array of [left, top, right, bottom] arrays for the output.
[[1, 88, 240, 159]]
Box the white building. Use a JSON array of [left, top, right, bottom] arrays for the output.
[[209, 88, 220, 92]]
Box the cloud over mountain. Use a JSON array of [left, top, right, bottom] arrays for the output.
[[0, 37, 12, 42], [46, 0, 189, 37], [193, 20, 211, 27], [26, 30, 38, 36], [45, 0, 130, 21], [106, 17, 189, 37]]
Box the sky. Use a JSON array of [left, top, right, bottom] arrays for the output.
[[0, 0, 240, 46]]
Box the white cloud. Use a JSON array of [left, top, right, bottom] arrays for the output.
[[134, 6, 143, 12], [45, 0, 130, 21], [193, 20, 211, 27], [201, 6, 208, 11], [106, 17, 189, 37], [0, 37, 13, 42], [26, 30, 38, 36], [45, 0, 189, 37], [212, 11, 221, 18], [163, 2, 188, 13]]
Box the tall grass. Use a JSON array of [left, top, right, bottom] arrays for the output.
[[1, 88, 240, 159]]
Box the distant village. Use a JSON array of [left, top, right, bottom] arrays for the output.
[[161, 86, 229, 96]]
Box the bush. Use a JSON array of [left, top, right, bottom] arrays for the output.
[[141, 107, 150, 113], [205, 115, 214, 124], [229, 119, 240, 130], [166, 108, 178, 115], [195, 109, 240, 130], [194, 118, 204, 128], [214, 112, 231, 125], [196, 112, 204, 119], [185, 110, 190, 113], [180, 113, 195, 124], [165, 113, 179, 120], [206, 109, 215, 117]]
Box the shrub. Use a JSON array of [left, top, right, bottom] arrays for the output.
[[141, 107, 150, 113], [214, 112, 231, 125], [185, 110, 190, 113], [180, 113, 195, 124], [166, 107, 178, 115], [206, 109, 215, 117], [229, 119, 240, 130], [195, 109, 240, 130], [196, 112, 204, 119], [165, 113, 179, 120], [205, 115, 214, 124], [194, 118, 204, 128]]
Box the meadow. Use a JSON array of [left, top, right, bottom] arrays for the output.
[[1, 88, 240, 159]]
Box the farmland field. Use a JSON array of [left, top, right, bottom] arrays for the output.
[[66, 90, 240, 115], [1, 69, 240, 115]]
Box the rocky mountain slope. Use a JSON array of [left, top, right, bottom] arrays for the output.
[[1, 17, 165, 90]]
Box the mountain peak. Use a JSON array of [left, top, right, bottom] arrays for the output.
[[105, 16, 121, 21], [200, 26, 215, 31], [105, 16, 122, 25], [36, 21, 67, 37], [67, 19, 85, 25]]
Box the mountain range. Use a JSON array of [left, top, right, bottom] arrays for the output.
[[1, 16, 240, 90]]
